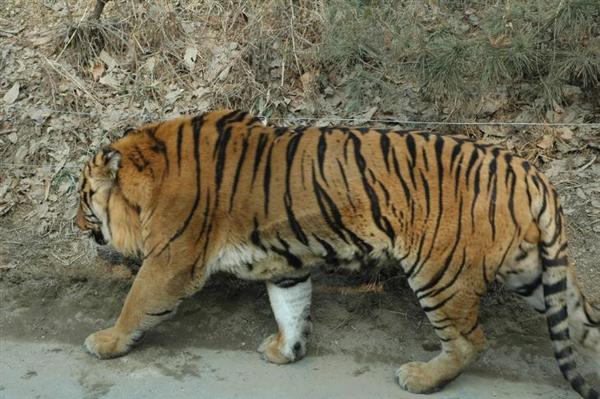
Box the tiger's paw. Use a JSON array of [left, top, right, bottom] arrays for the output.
[[84, 327, 135, 359], [258, 333, 307, 364], [395, 361, 447, 394]]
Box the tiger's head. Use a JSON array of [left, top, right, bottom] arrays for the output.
[[76, 147, 122, 246]]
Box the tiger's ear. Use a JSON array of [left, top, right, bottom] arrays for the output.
[[123, 127, 135, 137], [101, 147, 122, 175]]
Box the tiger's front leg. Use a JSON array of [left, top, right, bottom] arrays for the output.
[[259, 275, 313, 364], [84, 258, 189, 359]]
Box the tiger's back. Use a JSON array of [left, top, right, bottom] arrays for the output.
[[78, 110, 600, 398]]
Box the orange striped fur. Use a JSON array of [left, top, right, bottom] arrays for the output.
[[77, 110, 599, 398]]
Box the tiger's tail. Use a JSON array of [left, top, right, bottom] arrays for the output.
[[538, 187, 599, 399]]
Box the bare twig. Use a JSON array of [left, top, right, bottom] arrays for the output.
[[90, 0, 110, 21]]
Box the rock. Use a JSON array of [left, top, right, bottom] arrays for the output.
[[3, 82, 19, 104]]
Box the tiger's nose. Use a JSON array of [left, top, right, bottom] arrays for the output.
[[91, 230, 107, 245]]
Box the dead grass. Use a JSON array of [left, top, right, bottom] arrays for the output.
[[0, 0, 598, 302]]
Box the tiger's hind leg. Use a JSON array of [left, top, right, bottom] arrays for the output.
[[259, 274, 312, 364], [396, 285, 486, 394]]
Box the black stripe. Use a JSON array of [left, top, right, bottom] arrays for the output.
[[252, 133, 269, 184], [546, 306, 568, 328], [336, 159, 351, 195], [313, 234, 339, 265], [129, 145, 148, 171], [380, 133, 390, 172], [419, 170, 431, 219], [214, 125, 232, 201], [516, 247, 528, 261], [549, 328, 569, 341], [558, 361, 574, 375], [514, 275, 542, 297], [196, 221, 214, 278], [229, 135, 250, 212], [422, 292, 457, 313], [542, 255, 568, 268], [176, 123, 184, 174], [544, 277, 567, 296], [453, 153, 464, 197], [434, 136, 445, 186], [470, 160, 484, 230], [274, 126, 288, 136], [284, 133, 308, 245], [105, 186, 113, 238], [432, 323, 452, 331], [195, 191, 212, 243], [406, 134, 417, 166], [405, 135, 418, 189], [449, 141, 462, 171], [481, 255, 490, 286], [391, 148, 412, 207], [272, 234, 303, 268], [263, 143, 274, 216], [488, 170, 497, 241], [583, 303, 600, 326], [250, 216, 266, 250], [406, 232, 427, 277], [272, 274, 310, 288], [215, 110, 244, 131], [317, 131, 328, 183], [464, 147, 479, 191], [421, 147, 430, 171], [554, 346, 574, 359], [147, 309, 174, 317], [420, 247, 467, 300], [147, 129, 169, 175], [464, 318, 480, 335], [487, 148, 499, 192]]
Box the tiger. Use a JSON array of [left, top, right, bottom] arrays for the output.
[[76, 109, 600, 398]]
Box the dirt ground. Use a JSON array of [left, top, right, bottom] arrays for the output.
[[1, 247, 600, 398], [1, 1, 600, 398]]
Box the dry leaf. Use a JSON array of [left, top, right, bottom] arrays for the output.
[[92, 63, 105, 82], [184, 47, 198, 70], [537, 134, 554, 150], [29, 35, 53, 47], [99, 50, 118, 70], [300, 71, 317, 94], [489, 34, 511, 48], [3, 82, 19, 104], [28, 108, 51, 124], [143, 56, 157, 74], [165, 88, 183, 105], [560, 129, 574, 140], [99, 74, 121, 89], [481, 125, 513, 138]]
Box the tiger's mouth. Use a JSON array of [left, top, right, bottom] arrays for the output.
[[91, 230, 107, 245]]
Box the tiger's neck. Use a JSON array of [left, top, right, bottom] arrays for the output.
[[108, 189, 143, 257]]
